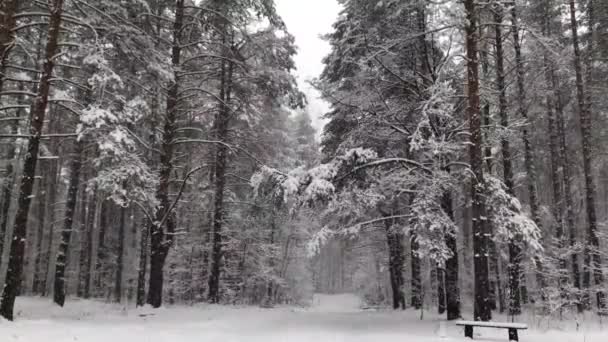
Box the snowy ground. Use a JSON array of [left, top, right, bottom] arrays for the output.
[[0, 294, 606, 341]]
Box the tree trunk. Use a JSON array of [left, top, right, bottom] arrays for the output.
[[146, 0, 184, 308], [53, 141, 84, 307], [0, 96, 20, 265], [136, 217, 149, 306], [114, 206, 126, 303], [512, 3, 547, 303], [76, 172, 89, 298], [464, 0, 491, 321], [384, 216, 405, 310], [81, 187, 97, 299], [95, 200, 108, 295], [0, 0, 64, 320], [442, 189, 460, 320], [568, 0, 605, 310], [207, 39, 235, 304], [540, 2, 568, 304], [494, 7, 521, 316], [411, 233, 422, 309], [479, 27, 501, 313], [0, 0, 20, 266], [0, 0, 18, 93]]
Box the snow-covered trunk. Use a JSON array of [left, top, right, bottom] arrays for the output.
[[540, 6, 569, 303], [208, 49, 234, 304], [76, 173, 89, 298], [494, 8, 521, 316], [512, 3, 547, 303], [410, 233, 422, 309], [512, 5, 542, 233], [53, 140, 84, 307], [550, 56, 583, 311], [544, 58, 568, 280], [95, 201, 109, 296], [136, 218, 149, 307], [568, 0, 605, 311], [442, 190, 460, 320], [146, 0, 184, 308], [80, 186, 97, 299], [479, 26, 503, 313], [0, 0, 64, 320], [464, 0, 491, 322], [0, 0, 20, 267], [384, 216, 405, 310], [38, 144, 59, 296], [114, 206, 126, 303], [0, 92, 20, 264], [0, 0, 18, 95]]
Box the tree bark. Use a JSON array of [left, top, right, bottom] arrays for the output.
[[136, 218, 149, 307], [53, 141, 84, 306], [114, 206, 126, 303], [540, 1, 568, 305], [207, 33, 235, 304], [384, 216, 405, 310], [410, 233, 422, 309], [146, 0, 184, 308], [0, 0, 64, 320], [464, 0, 491, 321], [479, 26, 502, 313], [512, 2, 547, 303], [442, 189, 460, 320], [81, 186, 97, 299], [568, 0, 605, 310], [0, 0, 20, 268], [493, 6, 521, 316], [0, 0, 18, 93]]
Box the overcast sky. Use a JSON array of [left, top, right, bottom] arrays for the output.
[[275, 0, 342, 134]]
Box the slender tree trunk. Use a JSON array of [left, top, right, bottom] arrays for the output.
[[540, 2, 569, 304], [0, 0, 20, 266], [411, 233, 422, 309], [136, 216, 149, 307], [0, 0, 18, 93], [442, 189, 460, 320], [384, 216, 405, 310], [511, 4, 542, 230], [0, 99, 20, 265], [464, 0, 491, 321], [207, 39, 235, 304], [76, 172, 89, 298], [146, 0, 184, 308], [0, 0, 64, 320], [114, 206, 126, 303], [568, 0, 605, 310], [81, 187, 97, 299], [95, 201, 108, 295], [436, 265, 446, 314], [53, 141, 84, 307], [511, 2, 547, 303], [479, 24, 500, 313], [546, 46, 583, 309], [494, 6, 521, 316]]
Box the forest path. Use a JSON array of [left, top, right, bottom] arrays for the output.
[[0, 296, 603, 341], [308, 293, 363, 312]]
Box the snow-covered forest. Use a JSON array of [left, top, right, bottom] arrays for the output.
[[1, 0, 608, 340]]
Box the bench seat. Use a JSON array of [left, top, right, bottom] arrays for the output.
[[455, 320, 528, 341]]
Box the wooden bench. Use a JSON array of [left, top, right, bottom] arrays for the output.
[[456, 320, 528, 341]]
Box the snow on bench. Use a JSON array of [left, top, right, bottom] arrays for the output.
[[456, 320, 528, 341]]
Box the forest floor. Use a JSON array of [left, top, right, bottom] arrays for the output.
[[0, 294, 606, 341]]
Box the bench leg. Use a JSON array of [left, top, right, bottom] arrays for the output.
[[464, 325, 473, 339], [508, 328, 518, 342]]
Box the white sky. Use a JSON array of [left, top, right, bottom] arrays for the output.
[[275, 0, 342, 134]]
